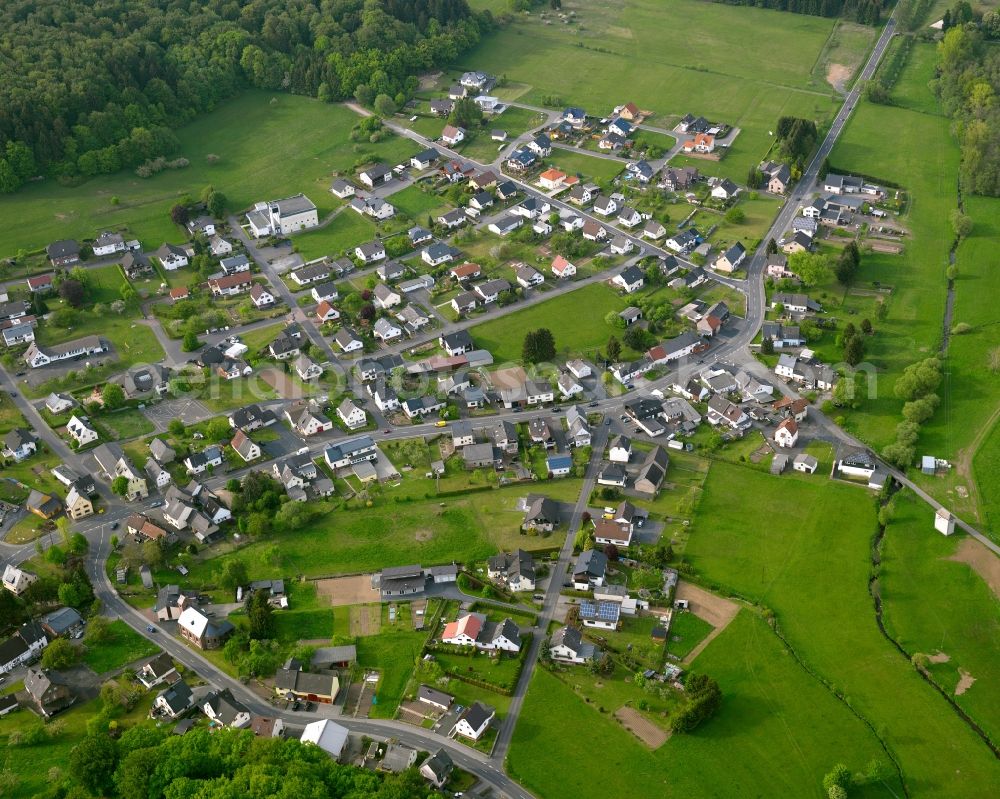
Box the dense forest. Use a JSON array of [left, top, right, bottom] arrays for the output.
[[932, 16, 1000, 196], [711, 0, 889, 24], [0, 0, 489, 192]]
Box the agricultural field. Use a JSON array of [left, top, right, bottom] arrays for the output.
[[460, 0, 843, 181], [682, 461, 1000, 796], [809, 19, 880, 92], [0, 91, 418, 258], [879, 491, 1000, 744], [508, 610, 902, 799]]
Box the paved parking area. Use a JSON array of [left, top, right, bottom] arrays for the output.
[[143, 398, 213, 430]]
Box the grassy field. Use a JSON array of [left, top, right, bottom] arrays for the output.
[[459, 0, 841, 181], [469, 282, 636, 363], [389, 183, 449, 222], [697, 193, 783, 253], [664, 610, 714, 660], [682, 462, 1000, 796], [95, 408, 156, 441], [291, 210, 377, 261], [508, 611, 902, 799], [161, 484, 566, 589], [810, 19, 880, 92], [879, 491, 1000, 743], [359, 628, 428, 718], [81, 619, 161, 674], [0, 92, 418, 258], [827, 43, 958, 452], [545, 150, 625, 182]]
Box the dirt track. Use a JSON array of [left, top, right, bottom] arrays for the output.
[[948, 537, 1000, 600]]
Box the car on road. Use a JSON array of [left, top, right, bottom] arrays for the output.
[[150, 500, 164, 507], [434, 420, 447, 427], [588, 401, 599, 407], [383, 429, 391, 434], [110, 522, 119, 530], [291, 701, 301, 711], [14, 371, 25, 377], [305, 701, 316, 712], [604, 419, 611, 426], [145, 625, 156, 633], [619, 414, 628, 421]]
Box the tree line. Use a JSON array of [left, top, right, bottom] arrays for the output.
[[709, 0, 888, 24], [0, 0, 491, 192], [933, 24, 1000, 196]]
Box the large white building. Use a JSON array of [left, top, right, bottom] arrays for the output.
[[246, 194, 319, 237]]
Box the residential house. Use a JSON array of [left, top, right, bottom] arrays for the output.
[[573, 549, 608, 589], [289, 406, 334, 437], [337, 399, 367, 430], [441, 612, 520, 652], [324, 436, 377, 469], [711, 178, 740, 201], [274, 660, 339, 704], [440, 330, 474, 357], [301, 719, 349, 758], [230, 430, 261, 462], [838, 448, 877, 479], [355, 241, 386, 264], [179, 607, 234, 650], [2, 565, 38, 596], [594, 518, 632, 548], [772, 292, 822, 314], [207, 272, 253, 296], [578, 599, 621, 630], [373, 284, 402, 310], [315, 301, 340, 325], [659, 166, 699, 191], [46, 240, 80, 267], [335, 328, 363, 353], [451, 702, 495, 742], [550, 626, 600, 664], [782, 231, 814, 254], [250, 284, 275, 308], [520, 497, 560, 534], [765, 253, 796, 280], [713, 241, 746, 273], [422, 242, 457, 266], [550, 254, 578, 279], [295, 354, 323, 381], [450, 289, 477, 315], [793, 453, 819, 473], [474, 278, 510, 304], [706, 395, 749, 430], [0, 622, 48, 673], [761, 160, 792, 194], [64, 486, 93, 520], [643, 219, 667, 239], [775, 417, 799, 448], [488, 215, 523, 237], [184, 445, 224, 475], [24, 668, 75, 717], [149, 244, 188, 274], [93, 231, 127, 257], [420, 750, 454, 789], [201, 688, 250, 728], [410, 148, 439, 170], [612, 266, 644, 294], [593, 194, 620, 217], [155, 681, 195, 719], [441, 125, 465, 146], [330, 178, 357, 198], [515, 264, 544, 288], [683, 132, 715, 153], [634, 446, 669, 497], [121, 251, 153, 280], [3, 428, 36, 462]]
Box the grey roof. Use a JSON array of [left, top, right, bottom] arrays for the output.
[[575, 548, 608, 578], [41, 607, 83, 635]]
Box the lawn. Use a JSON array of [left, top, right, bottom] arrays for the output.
[[292, 210, 378, 261], [94, 408, 156, 441], [682, 461, 1000, 796], [358, 628, 428, 718], [664, 610, 714, 660], [469, 282, 635, 363], [81, 619, 161, 674], [388, 183, 449, 222], [827, 43, 958, 453], [700, 193, 783, 253], [508, 611, 902, 799], [0, 91, 418, 258], [544, 150, 625, 182], [879, 491, 1000, 743]]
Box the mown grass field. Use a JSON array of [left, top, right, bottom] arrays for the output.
[[460, 0, 842, 181], [879, 491, 1000, 744], [159, 484, 564, 589], [827, 42, 957, 452], [0, 91, 418, 258], [291, 209, 377, 261], [682, 462, 1000, 796], [545, 149, 625, 182], [469, 282, 636, 363], [508, 611, 902, 799]]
